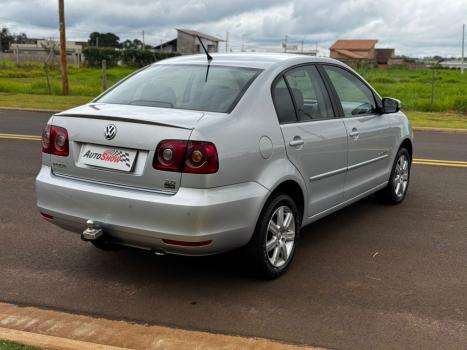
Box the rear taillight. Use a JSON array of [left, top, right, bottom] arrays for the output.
[[42, 125, 69, 157], [153, 140, 218, 174], [155, 140, 187, 171], [184, 141, 219, 174]]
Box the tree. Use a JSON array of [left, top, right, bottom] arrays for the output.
[[0, 27, 29, 51], [88, 32, 120, 48], [122, 38, 144, 49], [14, 33, 28, 44], [0, 27, 13, 52]]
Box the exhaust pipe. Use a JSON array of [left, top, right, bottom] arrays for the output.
[[153, 249, 166, 256], [81, 219, 103, 241]]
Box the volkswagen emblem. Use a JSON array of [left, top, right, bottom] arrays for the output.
[[104, 124, 117, 140]]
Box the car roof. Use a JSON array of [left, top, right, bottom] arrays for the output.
[[156, 53, 343, 70]]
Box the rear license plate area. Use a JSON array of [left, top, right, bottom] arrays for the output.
[[78, 144, 138, 172]]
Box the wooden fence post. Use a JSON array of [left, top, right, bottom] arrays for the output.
[[102, 59, 107, 91]]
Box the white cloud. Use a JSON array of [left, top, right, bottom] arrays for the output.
[[0, 0, 465, 57]]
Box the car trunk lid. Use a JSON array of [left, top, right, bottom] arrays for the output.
[[50, 103, 203, 193]]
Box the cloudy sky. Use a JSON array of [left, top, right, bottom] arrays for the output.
[[0, 0, 465, 57]]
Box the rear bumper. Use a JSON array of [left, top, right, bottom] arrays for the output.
[[36, 166, 269, 255]]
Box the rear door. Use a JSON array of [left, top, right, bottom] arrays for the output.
[[273, 64, 348, 217], [321, 65, 394, 199]]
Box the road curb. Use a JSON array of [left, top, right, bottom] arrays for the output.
[[0, 302, 323, 350], [0, 107, 61, 113], [0, 327, 129, 350], [413, 126, 467, 134]]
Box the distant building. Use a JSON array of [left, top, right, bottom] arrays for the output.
[[439, 60, 467, 70], [154, 38, 177, 53], [154, 29, 223, 55], [10, 39, 85, 54], [330, 39, 378, 62], [376, 48, 395, 65], [5, 39, 86, 64], [330, 39, 398, 66]]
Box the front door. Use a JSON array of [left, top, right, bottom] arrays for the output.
[[322, 65, 394, 200], [272, 65, 348, 218]]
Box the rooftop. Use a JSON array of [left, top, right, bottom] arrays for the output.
[[330, 40, 378, 50], [176, 29, 224, 42], [156, 52, 338, 70]]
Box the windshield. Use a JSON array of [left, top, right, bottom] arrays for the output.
[[97, 64, 262, 113]]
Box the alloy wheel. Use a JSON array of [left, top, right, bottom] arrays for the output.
[[394, 154, 409, 198], [266, 205, 296, 268]]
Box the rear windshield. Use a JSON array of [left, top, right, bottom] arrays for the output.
[[96, 64, 262, 113]]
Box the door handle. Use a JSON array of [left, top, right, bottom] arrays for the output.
[[289, 137, 304, 147], [349, 128, 359, 139]]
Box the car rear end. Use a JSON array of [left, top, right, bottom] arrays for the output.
[[35, 62, 269, 255]]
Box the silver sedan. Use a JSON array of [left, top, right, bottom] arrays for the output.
[[36, 53, 413, 278]]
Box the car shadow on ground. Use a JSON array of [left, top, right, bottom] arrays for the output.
[[77, 194, 384, 283]]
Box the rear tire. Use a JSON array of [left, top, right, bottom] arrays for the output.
[[244, 193, 300, 279], [378, 147, 411, 204]]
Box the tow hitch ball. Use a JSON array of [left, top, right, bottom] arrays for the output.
[[81, 219, 103, 241]]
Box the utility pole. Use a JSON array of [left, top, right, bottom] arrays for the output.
[[431, 58, 444, 111], [225, 31, 229, 53], [142, 30, 145, 49], [58, 0, 69, 95], [283, 35, 288, 53], [96, 36, 99, 48], [462, 23, 465, 74]]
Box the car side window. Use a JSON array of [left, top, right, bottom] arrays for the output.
[[323, 65, 377, 117], [284, 66, 334, 121], [272, 77, 298, 124]]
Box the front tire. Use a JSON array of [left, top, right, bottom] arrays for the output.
[[244, 193, 300, 279], [378, 147, 411, 204]]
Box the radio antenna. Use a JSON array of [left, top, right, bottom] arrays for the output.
[[197, 35, 212, 82]]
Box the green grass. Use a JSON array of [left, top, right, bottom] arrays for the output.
[[0, 60, 134, 97], [0, 93, 91, 110], [0, 340, 42, 350], [359, 66, 467, 113], [405, 111, 467, 129]]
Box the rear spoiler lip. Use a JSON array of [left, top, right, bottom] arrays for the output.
[[54, 114, 194, 130]]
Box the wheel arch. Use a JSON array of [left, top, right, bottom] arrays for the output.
[[399, 138, 413, 160], [267, 179, 305, 225]]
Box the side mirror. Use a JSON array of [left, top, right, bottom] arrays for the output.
[[382, 97, 401, 114]]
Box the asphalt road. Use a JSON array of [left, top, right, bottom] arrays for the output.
[[1, 110, 466, 350]]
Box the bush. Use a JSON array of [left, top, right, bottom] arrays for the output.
[[82, 48, 181, 68], [453, 96, 467, 113], [154, 52, 181, 61], [121, 49, 156, 67], [121, 50, 181, 67], [82, 47, 121, 67]]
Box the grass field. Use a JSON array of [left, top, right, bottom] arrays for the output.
[[0, 60, 133, 96], [0, 93, 91, 110], [359, 66, 467, 113], [0, 340, 41, 350], [0, 60, 466, 129]]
